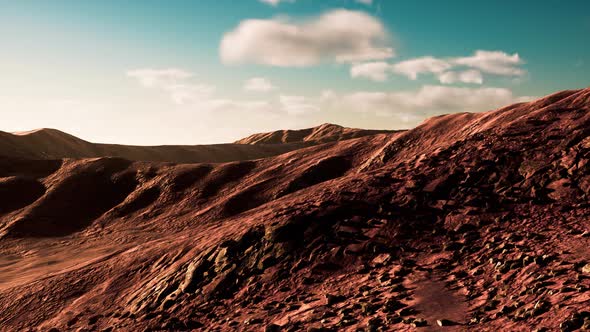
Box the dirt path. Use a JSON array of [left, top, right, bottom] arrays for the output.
[[403, 256, 470, 331]]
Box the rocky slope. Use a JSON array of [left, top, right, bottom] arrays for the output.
[[235, 123, 394, 145], [0, 88, 589, 331]]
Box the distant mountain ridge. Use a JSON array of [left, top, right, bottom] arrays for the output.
[[234, 123, 396, 144], [0, 124, 395, 163], [0, 127, 310, 163]]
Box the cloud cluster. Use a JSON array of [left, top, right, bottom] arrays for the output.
[[392, 56, 451, 80], [280, 95, 319, 115], [165, 84, 216, 105], [438, 70, 483, 84], [128, 69, 322, 117], [126, 69, 193, 87], [350, 61, 391, 81], [350, 50, 525, 84], [454, 50, 525, 76], [321, 85, 534, 123], [127, 70, 533, 132], [127, 68, 277, 115], [220, 9, 393, 67], [244, 77, 277, 92], [127, 68, 216, 105]]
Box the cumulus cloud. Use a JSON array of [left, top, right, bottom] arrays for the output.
[[350, 61, 392, 81], [128, 68, 275, 113], [453, 50, 524, 76], [280, 95, 319, 115], [128, 69, 216, 105], [351, 56, 456, 82], [350, 50, 526, 83], [244, 77, 277, 92], [392, 56, 452, 80], [194, 99, 274, 114], [321, 85, 534, 122], [220, 9, 394, 67], [126, 69, 192, 88], [437, 70, 483, 84], [128, 68, 318, 116], [164, 84, 216, 105]]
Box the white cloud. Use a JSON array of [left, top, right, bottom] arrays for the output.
[[453, 50, 525, 76], [164, 84, 216, 105], [128, 68, 275, 113], [128, 68, 215, 105], [321, 85, 534, 122], [392, 56, 452, 80], [126, 69, 192, 88], [351, 50, 526, 83], [280, 95, 319, 115], [350, 61, 392, 81], [259, 0, 294, 6], [244, 77, 277, 92], [128, 68, 318, 117], [320, 89, 337, 101], [438, 69, 483, 84], [220, 9, 394, 67], [195, 99, 275, 114]]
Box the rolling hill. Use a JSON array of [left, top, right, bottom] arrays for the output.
[[235, 123, 395, 145]]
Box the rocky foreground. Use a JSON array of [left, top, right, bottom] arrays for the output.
[[0, 88, 589, 331]]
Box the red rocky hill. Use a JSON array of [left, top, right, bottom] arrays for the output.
[[235, 123, 395, 145], [0, 88, 589, 331]]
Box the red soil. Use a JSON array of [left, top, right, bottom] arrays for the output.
[[0, 88, 589, 331]]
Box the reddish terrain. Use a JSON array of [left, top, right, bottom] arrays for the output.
[[0, 88, 589, 331], [0, 128, 311, 163], [234, 123, 394, 145]]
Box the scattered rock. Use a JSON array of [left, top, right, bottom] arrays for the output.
[[265, 323, 281, 332], [398, 307, 416, 317], [244, 318, 263, 325], [436, 319, 456, 326], [361, 302, 378, 315], [411, 318, 427, 327], [325, 294, 345, 306], [367, 317, 383, 331], [383, 298, 405, 312]]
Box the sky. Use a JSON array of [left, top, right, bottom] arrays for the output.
[[1, 0, 589, 145]]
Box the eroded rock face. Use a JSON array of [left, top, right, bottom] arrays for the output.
[[0, 88, 589, 331]]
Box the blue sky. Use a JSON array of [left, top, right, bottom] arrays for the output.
[[1, 0, 588, 144]]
